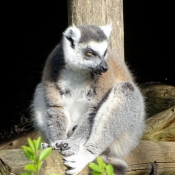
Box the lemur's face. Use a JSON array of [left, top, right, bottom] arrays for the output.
[[76, 40, 108, 74], [62, 24, 112, 74]]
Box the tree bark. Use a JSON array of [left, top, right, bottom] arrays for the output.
[[125, 140, 175, 175], [141, 84, 175, 117], [143, 106, 175, 142], [67, 0, 124, 59]]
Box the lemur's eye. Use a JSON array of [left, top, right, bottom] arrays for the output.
[[86, 51, 93, 57]]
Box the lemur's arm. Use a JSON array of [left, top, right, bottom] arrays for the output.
[[84, 82, 144, 154], [44, 83, 68, 142], [42, 58, 69, 145], [58, 81, 145, 175]]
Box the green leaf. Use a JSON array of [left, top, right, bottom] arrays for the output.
[[89, 163, 102, 173], [28, 138, 36, 151], [96, 157, 104, 169], [21, 172, 34, 175], [23, 149, 34, 160], [105, 164, 114, 175], [21, 145, 30, 150], [35, 136, 42, 151], [22, 146, 34, 155], [33, 140, 37, 150], [108, 164, 114, 173], [91, 171, 103, 175], [102, 162, 106, 169], [38, 161, 43, 170], [39, 147, 52, 161], [24, 164, 37, 172]]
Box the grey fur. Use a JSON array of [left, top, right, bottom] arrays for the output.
[[32, 24, 145, 175], [78, 25, 108, 43]]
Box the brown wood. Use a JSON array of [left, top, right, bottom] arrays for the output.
[[141, 84, 175, 117], [125, 140, 175, 175], [67, 0, 124, 59], [1, 141, 175, 175], [143, 105, 175, 142]]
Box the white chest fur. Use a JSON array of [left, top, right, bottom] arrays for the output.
[[58, 67, 92, 136]]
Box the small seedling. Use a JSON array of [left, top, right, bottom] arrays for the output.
[[21, 137, 59, 175], [89, 156, 115, 175]]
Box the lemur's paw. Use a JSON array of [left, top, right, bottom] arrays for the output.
[[63, 149, 94, 175], [56, 140, 69, 150], [40, 142, 50, 150], [63, 149, 96, 175], [40, 141, 63, 150], [55, 140, 80, 156], [49, 141, 62, 150]]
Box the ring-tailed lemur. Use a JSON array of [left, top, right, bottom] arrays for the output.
[[32, 24, 145, 175]]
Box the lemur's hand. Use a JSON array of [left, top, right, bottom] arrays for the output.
[[63, 147, 95, 175], [40, 142, 61, 150], [55, 139, 80, 156]]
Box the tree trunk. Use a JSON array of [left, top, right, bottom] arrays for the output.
[[67, 0, 124, 59]]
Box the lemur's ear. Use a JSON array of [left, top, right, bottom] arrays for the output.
[[100, 23, 112, 39], [63, 24, 81, 43]]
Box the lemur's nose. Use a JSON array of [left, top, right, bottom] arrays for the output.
[[101, 64, 108, 72]]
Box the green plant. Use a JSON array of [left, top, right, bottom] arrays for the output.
[[89, 157, 115, 175], [21, 137, 114, 175], [21, 137, 59, 175]]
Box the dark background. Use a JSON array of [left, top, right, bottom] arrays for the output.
[[1, 1, 174, 142]]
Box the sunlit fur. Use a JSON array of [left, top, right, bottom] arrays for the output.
[[32, 24, 145, 175]]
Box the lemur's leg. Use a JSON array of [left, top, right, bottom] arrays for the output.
[[60, 82, 145, 175]]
